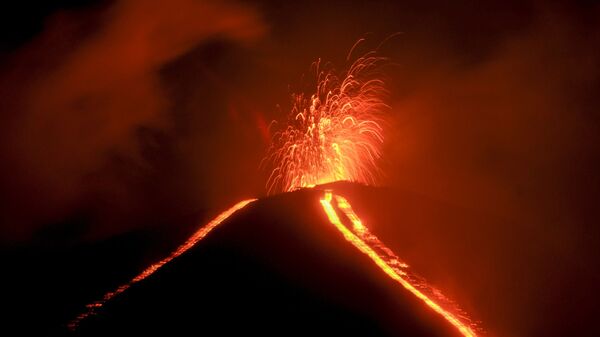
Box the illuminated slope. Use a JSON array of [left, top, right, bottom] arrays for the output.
[[68, 198, 256, 330], [70, 190, 447, 336], [69, 187, 480, 337], [320, 190, 478, 337]]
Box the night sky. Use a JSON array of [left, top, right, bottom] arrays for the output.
[[1, 1, 599, 336]]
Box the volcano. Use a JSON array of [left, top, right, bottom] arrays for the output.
[[65, 182, 479, 337]]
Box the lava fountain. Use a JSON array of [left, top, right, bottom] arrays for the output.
[[265, 51, 388, 194]]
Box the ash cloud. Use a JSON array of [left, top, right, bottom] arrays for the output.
[[0, 0, 265, 241]]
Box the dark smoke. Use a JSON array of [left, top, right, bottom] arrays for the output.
[[385, 7, 600, 223], [0, 0, 265, 241]]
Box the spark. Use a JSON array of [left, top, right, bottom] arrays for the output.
[[68, 198, 256, 330], [265, 53, 388, 194], [320, 190, 478, 337]]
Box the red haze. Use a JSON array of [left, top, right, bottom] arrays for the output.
[[0, 0, 265, 240]]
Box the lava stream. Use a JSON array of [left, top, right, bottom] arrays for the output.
[[320, 190, 478, 337], [69, 190, 479, 337], [68, 198, 256, 330]]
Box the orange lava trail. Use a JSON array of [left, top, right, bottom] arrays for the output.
[[68, 198, 256, 330], [320, 190, 478, 337]]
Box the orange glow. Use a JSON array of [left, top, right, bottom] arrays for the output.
[[320, 190, 478, 337], [68, 198, 256, 330], [265, 53, 388, 194]]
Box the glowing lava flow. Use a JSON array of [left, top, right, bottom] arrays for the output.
[[68, 198, 256, 330], [320, 190, 478, 337], [68, 188, 480, 337]]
